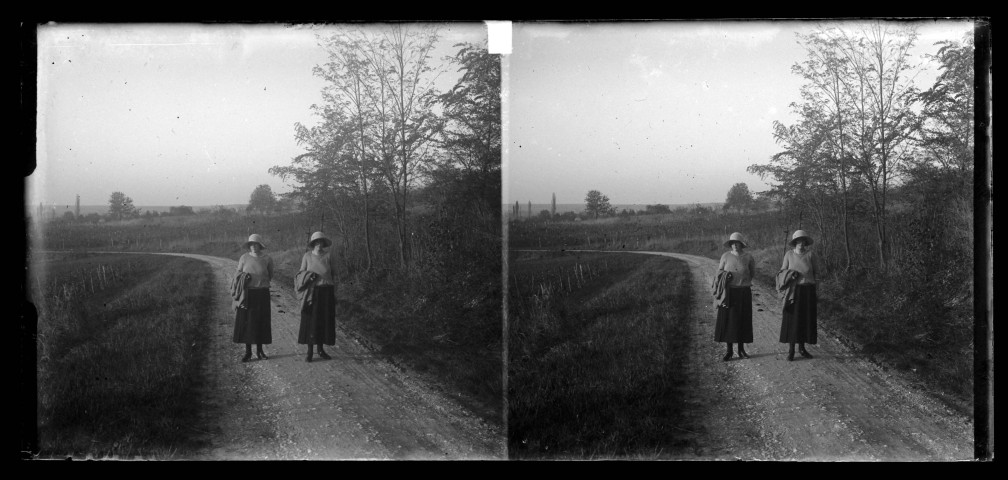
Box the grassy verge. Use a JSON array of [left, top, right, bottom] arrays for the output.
[[334, 269, 502, 426], [32, 252, 215, 459], [508, 251, 697, 458], [260, 246, 503, 428], [814, 275, 974, 416]]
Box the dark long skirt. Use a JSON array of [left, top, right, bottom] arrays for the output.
[[714, 286, 753, 343], [780, 284, 817, 344], [233, 287, 272, 344], [298, 285, 336, 346]]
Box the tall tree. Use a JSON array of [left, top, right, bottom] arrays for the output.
[[749, 108, 831, 231], [793, 27, 858, 270], [551, 192, 556, 218], [754, 22, 922, 272], [835, 23, 920, 272], [272, 105, 367, 266], [437, 42, 501, 178], [107, 191, 137, 220], [314, 30, 383, 271], [247, 184, 277, 214], [916, 36, 974, 182], [363, 25, 442, 269], [724, 182, 754, 214], [584, 190, 613, 219], [433, 41, 502, 238]]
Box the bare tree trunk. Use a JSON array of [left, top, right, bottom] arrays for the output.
[[363, 195, 372, 270], [879, 166, 889, 272], [833, 75, 853, 272], [354, 76, 374, 272], [401, 171, 409, 268], [840, 179, 852, 270], [867, 181, 888, 273], [876, 43, 889, 274], [875, 209, 887, 272]]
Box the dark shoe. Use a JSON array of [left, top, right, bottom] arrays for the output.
[[241, 352, 252, 363], [305, 352, 313, 363], [737, 347, 750, 359], [256, 350, 268, 360], [317, 350, 332, 360], [722, 351, 733, 361], [799, 347, 813, 359], [787, 351, 795, 361]]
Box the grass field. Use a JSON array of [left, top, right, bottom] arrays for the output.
[[31, 252, 215, 459], [507, 250, 699, 458]]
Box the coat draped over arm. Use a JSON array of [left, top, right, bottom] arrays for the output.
[[230, 271, 251, 311], [776, 268, 800, 308], [294, 270, 318, 313], [711, 270, 733, 309]]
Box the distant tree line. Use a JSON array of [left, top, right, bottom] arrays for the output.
[[45, 191, 246, 224], [515, 190, 751, 223]]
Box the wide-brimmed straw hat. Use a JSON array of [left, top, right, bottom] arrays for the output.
[[723, 232, 748, 248], [789, 230, 814, 246], [243, 233, 266, 249], [308, 231, 331, 248]]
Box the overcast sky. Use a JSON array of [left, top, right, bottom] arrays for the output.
[[29, 20, 975, 212], [504, 19, 975, 207], [29, 22, 484, 209]]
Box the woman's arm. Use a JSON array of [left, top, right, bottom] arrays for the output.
[[780, 251, 790, 272], [299, 253, 308, 272], [717, 254, 727, 272], [236, 254, 245, 274], [267, 256, 275, 282]]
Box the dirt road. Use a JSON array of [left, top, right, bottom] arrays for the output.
[[154, 253, 503, 460], [624, 250, 975, 461]]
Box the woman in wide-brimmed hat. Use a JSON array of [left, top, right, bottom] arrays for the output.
[[297, 231, 338, 362], [714, 232, 757, 361], [233, 234, 274, 362], [779, 230, 820, 361]]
